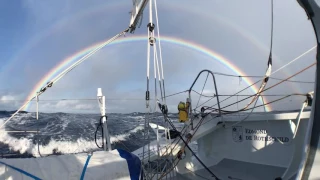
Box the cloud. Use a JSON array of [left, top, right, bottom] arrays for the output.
[[0, 94, 25, 111]]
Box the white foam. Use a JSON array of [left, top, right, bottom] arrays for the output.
[[129, 125, 144, 133], [0, 128, 136, 157], [128, 116, 145, 120]]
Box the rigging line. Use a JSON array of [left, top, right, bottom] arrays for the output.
[[269, 77, 314, 84], [199, 92, 307, 130], [192, 90, 307, 97], [1, 93, 305, 102], [143, 2, 153, 177], [195, 32, 315, 111], [192, 90, 215, 97], [161, 114, 220, 180], [164, 117, 220, 180], [199, 65, 313, 115], [152, 39, 162, 178], [219, 62, 316, 111], [236, 0, 274, 111], [225, 95, 260, 128], [197, 95, 297, 129], [3, 98, 151, 102], [244, 94, 306, 112], [160, 115, 222, 175], [52, 30, 128, 84], [153, 31, 158, 113], [0, 90, 188, 102], [146, 26, 151, 109], [196, 72, 210, 108], [193, 71, 315, 83], [202, 93, 309, 121], [199, 93, 305, 128], [219, 93, 305, 97], [0, 28, 129, 130], [194, 80, 261, 110], [154, 41, 163, 101], [273, 46, 316, 75], [161, 123, 191, 157], [153, 0, 171, 168], [207, 72, 315, 83], [154, 0, 166, 104], [195, 56, 316, 111], [164, 90, 188, 98], [270, 0, 273, 54]]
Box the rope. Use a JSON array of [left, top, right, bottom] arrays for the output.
[[155, 42, 163, 101], [196, 72, 209, 108], [142, 3, 154, 178], [270, 0, 274, 55], [164, 90, 188, 98], [200, 72, 314, 83], [0, 161, 42, 180], [192, 90, 309, 97], [195, 80, 260, 110], [202, 93, 308, 121], [80, 153, 92, 180], [94, 116, 104, 149], [224, 95, 260, 128], [153, 32, 158, 111], [158, 114, 220, 180], [152, 35, 163, 180], [154, 0, 166, 104], [235, 0, 273, 112], [272, 46, 316, 75], [198, 62, 315, 114], [0, 28, 129, 130], [222, 62, 315, 111], [194, 43, 316, 112]]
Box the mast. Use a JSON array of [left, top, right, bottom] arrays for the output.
[[296, 0, 320, 179], [129, 0, 150, 33]]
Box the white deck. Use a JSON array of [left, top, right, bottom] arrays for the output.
[[0, 150, 135, 180]]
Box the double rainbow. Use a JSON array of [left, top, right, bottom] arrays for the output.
[[23, 35, 271, 111]]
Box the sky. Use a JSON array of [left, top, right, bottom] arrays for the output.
[[0, 0, 317, 113]]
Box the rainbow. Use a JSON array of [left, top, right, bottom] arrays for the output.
[[23, 35, 272, 111]]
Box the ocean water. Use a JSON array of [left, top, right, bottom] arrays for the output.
[[0, 111, 179, 158]]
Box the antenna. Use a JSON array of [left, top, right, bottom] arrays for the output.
[[97, 88, 112, 151]]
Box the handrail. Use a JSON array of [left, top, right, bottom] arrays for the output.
[[188, 69, 223, 129]]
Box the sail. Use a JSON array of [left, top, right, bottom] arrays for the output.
[[0, 149, 141, 180]]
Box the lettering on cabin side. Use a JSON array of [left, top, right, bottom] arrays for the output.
[[245, 129, 267, 134], [232, 126, 290, 143]]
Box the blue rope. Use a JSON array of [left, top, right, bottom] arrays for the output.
[[0, 161, 42, 180], [80, 154, 92, 180]]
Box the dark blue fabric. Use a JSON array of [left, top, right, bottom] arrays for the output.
[[117, 149, 141, 180], [80, 154, 92, 180], [0, 161, 42, 180]]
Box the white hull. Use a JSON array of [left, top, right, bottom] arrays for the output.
[[133, 111, 311, 179]]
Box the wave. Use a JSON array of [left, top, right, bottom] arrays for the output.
[[0, 125, 145, 157]]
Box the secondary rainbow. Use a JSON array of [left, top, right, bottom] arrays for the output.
[[23, 35, 272, 111]]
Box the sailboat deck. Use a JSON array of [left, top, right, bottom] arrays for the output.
[[172, 158, 296, 180]]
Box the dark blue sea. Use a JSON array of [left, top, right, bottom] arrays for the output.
[[0, 111, 179, 158]]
